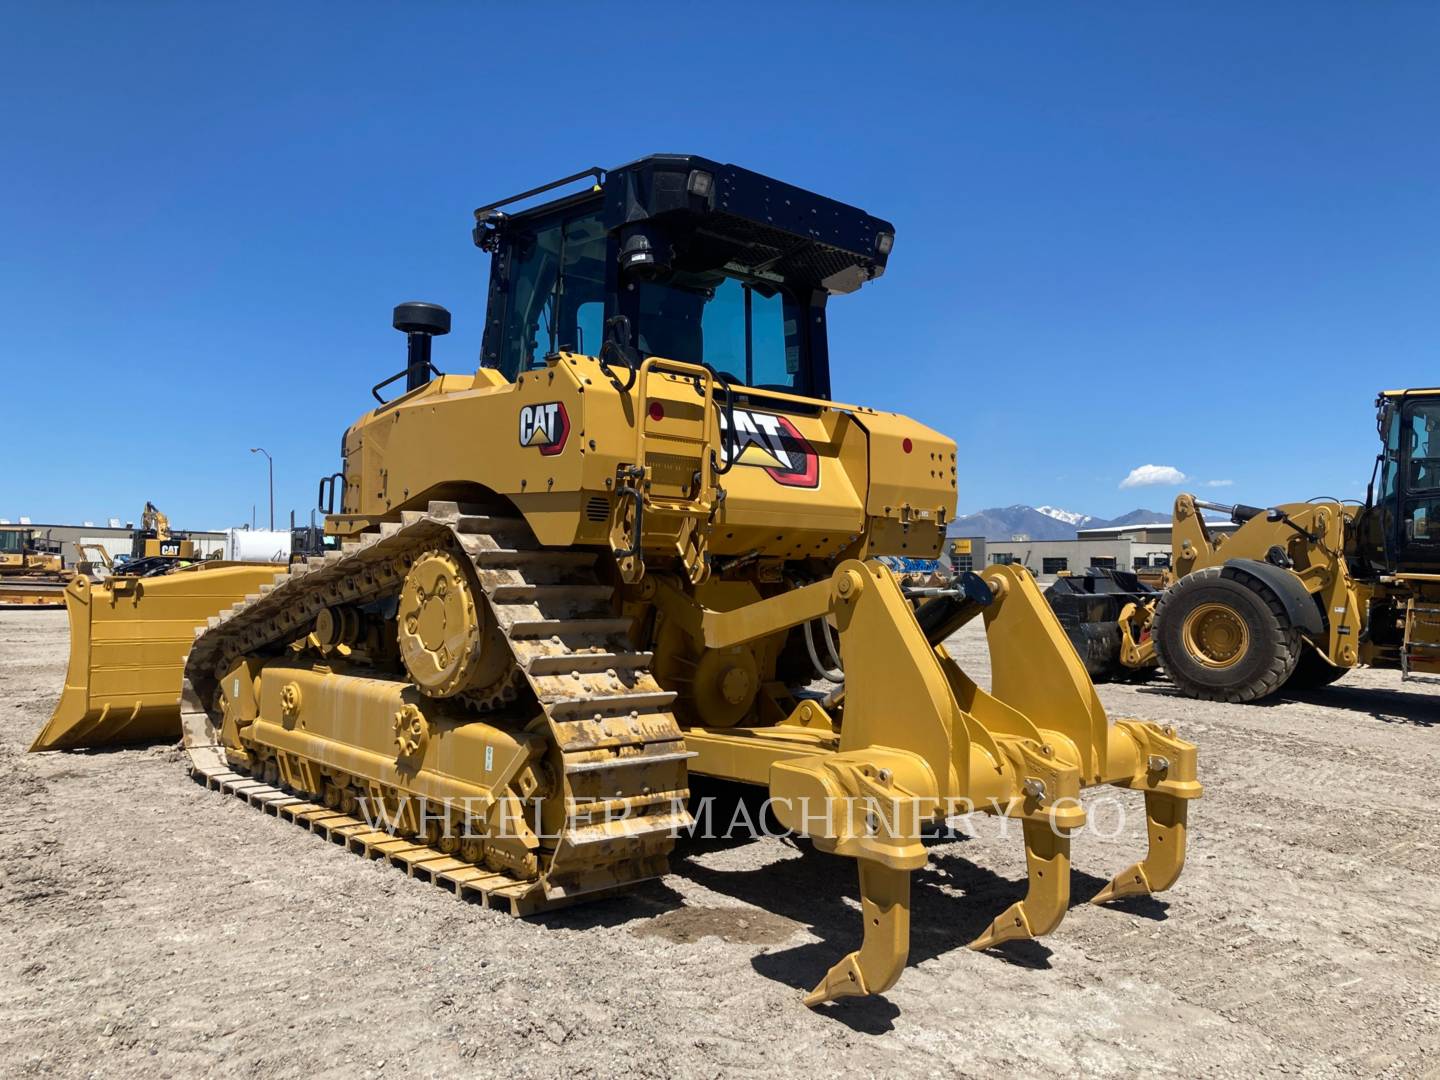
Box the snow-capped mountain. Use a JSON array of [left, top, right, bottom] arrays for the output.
[[948, 505, 1181, 541], [1034, 505, 1096, 527]]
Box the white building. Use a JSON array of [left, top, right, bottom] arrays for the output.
[[985, 519, 1238, 577]]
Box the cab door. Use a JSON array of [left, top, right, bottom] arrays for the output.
[[1396, 397, 1440, 570]]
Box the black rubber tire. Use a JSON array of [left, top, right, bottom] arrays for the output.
[[1283, 644, 1349, 692], [1153, 567, 1301, 702]]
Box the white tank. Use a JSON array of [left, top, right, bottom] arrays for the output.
[[224, 529, 290, 563]]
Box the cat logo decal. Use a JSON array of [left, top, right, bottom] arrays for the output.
[[720, 408, 820, 488], [518, 402, 570, 456]]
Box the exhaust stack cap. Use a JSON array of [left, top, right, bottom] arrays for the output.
[[393, 301, 451, 337]]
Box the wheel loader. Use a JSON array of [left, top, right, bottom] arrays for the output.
[[1048, 388, 1440, 701], [32, 155, 1202, 1006]]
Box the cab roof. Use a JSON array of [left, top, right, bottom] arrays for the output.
[[473, 153, 895, 295]]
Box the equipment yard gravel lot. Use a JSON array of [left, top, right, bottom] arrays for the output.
[[2, 608, 1437, 1078]]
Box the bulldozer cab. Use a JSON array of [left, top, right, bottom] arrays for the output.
[[0, 527, 62, 571], [473, 155, 895, 400], [0, 527, 31, 570], [1367, 390, 1440, 572], [0, 527, 32, 558]]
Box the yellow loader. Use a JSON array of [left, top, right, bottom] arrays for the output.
[[1048, 387, 1440, 700], [34, 155, 1201, 1006]]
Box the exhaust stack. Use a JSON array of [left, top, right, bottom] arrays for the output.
[[392, 301, 451, 392]]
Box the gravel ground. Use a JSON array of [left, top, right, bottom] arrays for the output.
[[2, 607, 1437, 1078]]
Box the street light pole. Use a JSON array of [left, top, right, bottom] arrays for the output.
[[250, 447, 274, 531]]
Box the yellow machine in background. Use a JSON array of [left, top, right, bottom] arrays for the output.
[[34, 563, 291, 747], [0, 526, 70, 607], [125, 501, 199, 565], [36, 156, 1201, 1007], [1050, 388, 1440, 700], [73, 541, 114, 577], [0, 526, 63, 575]]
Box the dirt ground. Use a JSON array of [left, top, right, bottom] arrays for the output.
[[2, 608, 1437, 1079]]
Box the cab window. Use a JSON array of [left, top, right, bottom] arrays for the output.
[[637, 276, 806, 391], [1405, 402, 1440, 491], [495, 210, 608, 378]]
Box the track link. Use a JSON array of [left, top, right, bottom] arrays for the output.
[[179, 500, 692, 912]]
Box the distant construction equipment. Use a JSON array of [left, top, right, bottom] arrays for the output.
[[1048, 387, 1440, 699], [0, 525, 69, 606]]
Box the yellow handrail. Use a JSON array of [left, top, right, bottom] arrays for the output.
[[632, 356, 720, 505]]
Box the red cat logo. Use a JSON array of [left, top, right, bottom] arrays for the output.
[[720, 408, 819, 488], [518, 402, 569, 456]]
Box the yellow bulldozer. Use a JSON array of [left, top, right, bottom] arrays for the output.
[[1047, 388, 1440, 700], [0, 526, 64, 575], [0, 525, 70, 606], [32, 155, 1202, 1006]]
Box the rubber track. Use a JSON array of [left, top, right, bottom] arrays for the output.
[[178, 500, 692, 910]]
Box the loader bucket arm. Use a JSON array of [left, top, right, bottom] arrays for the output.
[[1042, 569, 1161, 682], [31, 564, 284, 752], [697, 560, 1202, 1007]]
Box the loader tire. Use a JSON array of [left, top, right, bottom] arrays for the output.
[[1283, 644, 1349, 692], [1153, 567, 1300, 703]]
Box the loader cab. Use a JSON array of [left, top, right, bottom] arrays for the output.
[[1365, 390, 1440, 572], [472, 155, 895, 401]]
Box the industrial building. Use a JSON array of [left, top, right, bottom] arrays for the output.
[[981, 519, 1239, 578], [945, 536, 987, 574]]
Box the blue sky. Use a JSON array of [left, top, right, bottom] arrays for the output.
[[3, 3, 1437, 528]]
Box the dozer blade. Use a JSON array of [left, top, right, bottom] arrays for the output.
[[30, 564, 283, 752]]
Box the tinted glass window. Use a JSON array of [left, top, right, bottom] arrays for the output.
[[558, 214, 607, 356], [499, 222, 561, 376], [1402, 402, 1440, 557], [496, 211, 608, 377], [1406, 403, 1440, 491], [636, 277, 804, 390], [1404, 497, 1438, 543], [697, 278, 745, 376], [749, 287, 801, 388]]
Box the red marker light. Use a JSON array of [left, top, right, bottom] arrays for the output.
[[649, 401, 665, 421], [902, 437, 913, 454]]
